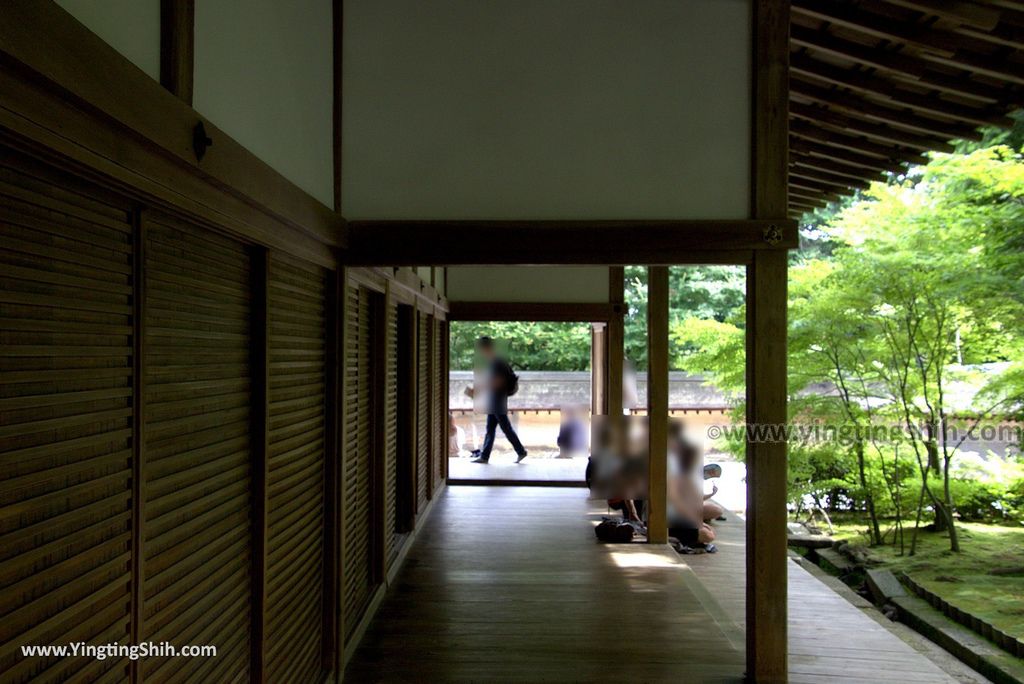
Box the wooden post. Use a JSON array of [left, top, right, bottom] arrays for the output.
[[607, 267, 625, 417], [646, 266, 668, 544], [590, 323, 607, 415], [250, 248, 270, 683], [159, 0, 194, 104], [748, 0, 790, 681]]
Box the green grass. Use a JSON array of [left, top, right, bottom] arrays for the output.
[[797, 514, 1024, 640]]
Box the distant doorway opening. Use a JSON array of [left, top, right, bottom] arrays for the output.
[[447, 319, 598, 485]]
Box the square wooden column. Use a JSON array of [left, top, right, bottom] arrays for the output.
[[590, 323, 607, 415], [747, 0, 790, 681], [646, 266, 668, 544]]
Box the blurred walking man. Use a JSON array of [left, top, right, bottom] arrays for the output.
[[468, 337, 527, 464]]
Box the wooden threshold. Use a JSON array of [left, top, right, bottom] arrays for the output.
[[447, 479, 587, 488]]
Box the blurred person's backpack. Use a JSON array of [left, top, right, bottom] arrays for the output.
[[503, 361, 519, 396]]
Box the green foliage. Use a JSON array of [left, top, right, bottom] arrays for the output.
[[623, 265, 745, 370], [449, 321, 592, 371], [670, 318, 744, 392], [948, 454, 1024, 521], [682, 143, 1024, 550]]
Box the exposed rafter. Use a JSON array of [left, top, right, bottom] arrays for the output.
[[787, 0, 1024, 216]]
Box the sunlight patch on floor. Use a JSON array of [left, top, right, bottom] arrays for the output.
[[609, 549, 679, 569]]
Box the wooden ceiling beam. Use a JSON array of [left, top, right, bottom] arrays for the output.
[[790, 175, 857, 197], [792, 25, 1011, 103], [791, 53, 1015, 126], [790, 186, 842, 205], [789, 204, 822, 217], [914, 43, 1024, 87], [789, 196, 822, 207], [790, 77, 982, 140], [788, 189, 825, 205], [790, 101, 954, 151], [804, 0, 1024, 80], [344, 219, 798, 266], [790, 149, 889, 181], [872, 0, 1001, 31], [790, 136, 908, 170], [790, 119, 930, 164], [957, 21, 1024, 50], [789, 163, 871, 190], [793, 0, 961, 57]]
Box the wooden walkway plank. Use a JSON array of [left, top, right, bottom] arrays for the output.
[[346, 487, 959, 683], [346, 486, 744, 682], [686, 515, 959, 684]]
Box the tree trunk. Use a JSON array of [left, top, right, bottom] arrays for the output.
[[855, 439, 882, 546], [942, 457, 960, 552]]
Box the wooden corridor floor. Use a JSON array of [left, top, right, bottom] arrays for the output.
[[345, 487, 958, 683], [686, 516, 963, 684]]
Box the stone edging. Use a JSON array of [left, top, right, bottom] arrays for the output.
[[899, 572, 1024, 659]]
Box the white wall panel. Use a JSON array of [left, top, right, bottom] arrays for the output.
[[57, 0, 160, 80], [447, 266, 609, 303], [342, 0, 751, 220], [195, 0, 334, 207]]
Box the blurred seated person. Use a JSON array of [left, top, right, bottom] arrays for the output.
[[587, 415, 645, 528], [448, 412, 465, 457], [667, 422, 717, 547], [702, 482, 725, 523], [556, 405, 588, 458]]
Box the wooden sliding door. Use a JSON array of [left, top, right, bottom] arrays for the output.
[[0, 156, 135, 683], [141, 214, 253, 682], [415, 312, 430, 511], [383, 299, 401, 571], [342, 284, 380, 641], [432, 319, 444, 492], [264, 253, 328, 682]]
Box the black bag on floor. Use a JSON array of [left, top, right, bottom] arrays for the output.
[[595, 518, 636, 543]]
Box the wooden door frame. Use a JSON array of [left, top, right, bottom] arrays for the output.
[[446, 305, 618, 483]]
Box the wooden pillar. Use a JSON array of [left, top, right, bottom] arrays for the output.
[[747, 0, 790, 681], [159, 0, 194, 104], [590, 323, 607, 415], [646, 266, 668, 544], [607, 267, 625, 416]]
